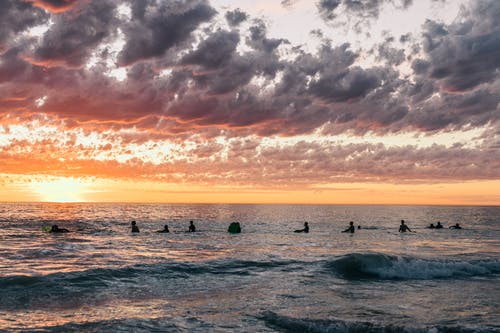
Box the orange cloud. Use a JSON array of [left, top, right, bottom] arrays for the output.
[[24, 0, 80, 13]]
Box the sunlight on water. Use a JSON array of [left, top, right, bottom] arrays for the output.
[[0, 203, 498, 332]]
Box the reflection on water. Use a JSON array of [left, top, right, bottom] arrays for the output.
[[0, 203, 499, 332]]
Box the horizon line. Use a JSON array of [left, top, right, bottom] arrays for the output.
[[0, 201, 498, 207]]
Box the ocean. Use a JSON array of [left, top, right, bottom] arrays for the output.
[[0, 203, 498, 332]]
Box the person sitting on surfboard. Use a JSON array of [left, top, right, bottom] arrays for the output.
[[435, 221, 444, 229], [156, 225, 169, 233], [294, 222, 309, 233], [188, 221, 196, 232], [398, 220, 412, 233], [342, 221, 355, 233], [131, 221, 140, 233], [50, 225, 69, 233]]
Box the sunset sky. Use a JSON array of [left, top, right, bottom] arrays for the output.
[[0, 0, 498, 204]]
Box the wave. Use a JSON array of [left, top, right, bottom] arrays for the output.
[[324, 252, 500, 280], [5, 317, 182, 333], [0, 258, 299, 310], [259, 311, 500, 333]]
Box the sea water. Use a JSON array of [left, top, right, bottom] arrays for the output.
[[0, 203, 498, 332]]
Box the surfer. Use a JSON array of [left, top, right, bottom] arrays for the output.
[[188, 220, 196, 232], [50, 225, 69, 233], [342, 221, 355, 233], [156, 225, 169, 233], [294, 222, 309, 233], [449, 223, 462, 229], [428, 223, 435, 229], [228, 222, 241, 233], [435, 221, 443, 229], [398, 220, 412, 233], [131, 221, 140, 233]]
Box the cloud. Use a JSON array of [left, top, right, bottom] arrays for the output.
[[0, 0, 49, 52], [181, 30, 240, 69], [225, 8, 248, 26], [317, 0, 412, 25], [118, 0, 216, 66], [25, 0, 80, 13], [418, 1, 500, 92], [1, 130, 498, 185], [0, 0, 497, 142], [30, 0, 118, 68]]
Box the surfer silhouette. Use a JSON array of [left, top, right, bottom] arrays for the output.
[[428, 223, 435, 229], [50, 225, 69, 233], [156, 225, 169, 233], [435, 221, 443, 229], [449, 223, 462, 229], [342, 221, 355, 233], [398, 220, 412, 233], [294, 222, 309, 233], [188, 220, 196, 232], [131, 221, 140, 233]]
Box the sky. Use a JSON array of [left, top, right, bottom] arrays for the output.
[[0, 0, 499, 204]]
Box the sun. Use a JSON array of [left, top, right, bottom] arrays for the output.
[[31, 177, 88, 202]]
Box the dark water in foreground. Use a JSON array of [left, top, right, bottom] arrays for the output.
[[0, 203, 499, 332]]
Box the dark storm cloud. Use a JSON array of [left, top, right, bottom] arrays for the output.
[[409, 88, 499, 131], [309, 67, 381, 102], [247, 20, 288, 53], [418, 1, 500, 92], [317, 0, 341, 20], [317, 0, 412, 22], [0, 0, 49, 51], [376, 42, 405, 66], [225, 8, 248, 26], [411, 59, 431, 75], [118, 0, 216, 66], [31, 0, 118, 68], [181, 30, 240, 69]]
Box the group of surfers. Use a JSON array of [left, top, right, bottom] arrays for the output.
[[46, 219, 462, 234], [130, 220, 197, 233], [398, 220, 462, 233]]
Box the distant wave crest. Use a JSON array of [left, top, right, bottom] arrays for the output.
[[324, 252, 500, 280]]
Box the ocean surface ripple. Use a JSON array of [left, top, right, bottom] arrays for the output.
[[0, 203, 498, 332]]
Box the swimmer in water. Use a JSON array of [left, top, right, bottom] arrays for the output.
[[131, 221, 140, 233], [50, 225, 69, 233], [449, 223, 462, 229], [294, 222, 309, 233], [156, 225, 169, 233], [435, 221, 443, 229], [342, 221, 355, 233], [398, 220, 412, 233]]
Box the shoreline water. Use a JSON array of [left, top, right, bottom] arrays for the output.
[[0, 203, 499, 332]]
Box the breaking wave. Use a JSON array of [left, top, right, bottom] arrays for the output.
[[324, 252, 500, 280]]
